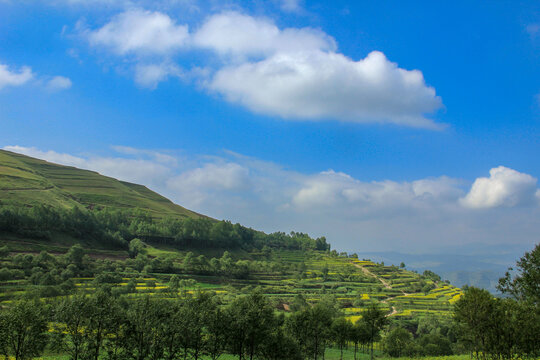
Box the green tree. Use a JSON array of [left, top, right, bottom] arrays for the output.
[[286, 302, 335, 360], [383, 327, 413, 358], [290, 293, 308, 312], [159, 299, 187, 360], [84, 290, 120, 360], [331, 317, 353, 360], [361, 304, 389, 360], [204, 304, 228, 360], [185, 294, 213, 360], [498, 242, 540, 305], [454, 287, 497, 359], [0, 245, 9, 258], [350, 320, 369, 360], [259, 326, 302, 360], [168, 274, 180, 292], [52, 295, 89, 360], [2, 300, 49, 360], [123, 297, 164, 360], [321, 263, 329, 281], [227, 290, 276, 360], [416, 333, 453, 357], [128, 239, 147, 259], [66, 244, 85, 269], [0, 309, 9, 358]]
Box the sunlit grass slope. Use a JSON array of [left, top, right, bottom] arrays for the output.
[[0, 149, 203, 219]]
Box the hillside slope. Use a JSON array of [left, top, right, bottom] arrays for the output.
[[0, 149, 203, 219], [0, 150, 463, 323]]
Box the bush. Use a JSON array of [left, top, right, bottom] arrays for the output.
[[39, 286, 62, 298], [0, 246, 9, 258], [94, 272, 122, 284], [0, 267, 13, 281]]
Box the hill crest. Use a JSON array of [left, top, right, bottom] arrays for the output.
[[0, 149, 203, 219]]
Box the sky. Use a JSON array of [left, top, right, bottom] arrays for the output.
[[0, 0, 539, 260]]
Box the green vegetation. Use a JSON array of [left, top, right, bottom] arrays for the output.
[[0, 149, 199, 219], [1, 150, 538, 359]]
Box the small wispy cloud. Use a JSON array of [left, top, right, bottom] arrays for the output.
[[0, 61, 72, 92], [86, 9, 189, 56], [526, 23, 539, 39], [46, 76, 73, 91], [0, 63, 34, 90], [279, 0, 303, 13]]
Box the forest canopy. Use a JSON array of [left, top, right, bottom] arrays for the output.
[[0, 205, 330, 252]]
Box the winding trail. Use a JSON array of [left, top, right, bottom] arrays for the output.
[[351, 261, 413, 317], [352, 262, 392, 289]]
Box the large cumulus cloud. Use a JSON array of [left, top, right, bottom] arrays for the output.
[[460, 166, 538, 209], [82, 10, 443, 128], [210, 50, 442, 128]]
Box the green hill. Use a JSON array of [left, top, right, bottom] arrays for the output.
[[0, 149, 328, 253], [0, 149, 203, 219], [0, 149, 463, 324]]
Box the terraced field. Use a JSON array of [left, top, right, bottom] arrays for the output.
[[0, 248, 462, 322], [0, 150, 462, 323]]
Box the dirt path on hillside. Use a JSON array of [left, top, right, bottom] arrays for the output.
[[352, 262, 416, 317], [352, 263, 392, 289]]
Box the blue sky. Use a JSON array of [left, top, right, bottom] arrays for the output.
[[0, 0, 539, 259]]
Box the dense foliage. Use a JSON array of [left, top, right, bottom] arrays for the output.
[[1, 200, 538, 360], [0, 205, 330, 251], [452, 243, 540, 360], [0, 290, 388, 360]]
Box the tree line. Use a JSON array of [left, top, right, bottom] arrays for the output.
[[0, 290, 389, 360], [451, 242, 540, 360], [0, 242, 538, 360], [0, 205, 330, 252]]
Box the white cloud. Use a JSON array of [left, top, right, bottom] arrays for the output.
[[3, 146, 86, 167], [46, 76, 72, 91], [0, 63, 34, 89], [279, 0, 302, 13], [169, 162, 248, 188], [210, 50, 443, 128], [292, 171, 462, 212], [167, 162, 250, 206], [0, 62, 72, 92], [111, 145, 178, 165], [85, 157, 171, 185], [79, 10, 444, 125], [526, 23, 539, 39], [87, 9, 189, 56], [134, 62, 182, 88], [460, 166, 538, 209], [193, 11, 335, 57]]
